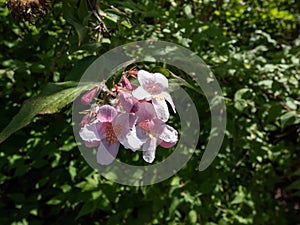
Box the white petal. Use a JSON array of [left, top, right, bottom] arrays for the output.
[[153, 73, 168, 89], [112, 113, 143, 151], [149, 118, 165, 136], [136, 126, 148, 144], [118, 91, 139, 113], [152, 97, 169, 122], [132, 86, 151, 100], [159, 125, 178, 143], [124, 127, 144, 151], [97, 105, 117, 122], [96, 141, 120, 165], [136, 102, 156, 122], [137, 70, 152, 80], [161, 91, 176, 113], [83, 141, 100, 148], [142, 138, 157, 163], [79, 124, 101, 142], [137, 70, 153, 88], [138, 70, 168, 95]]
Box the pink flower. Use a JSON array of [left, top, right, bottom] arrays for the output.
[[79, 105, 120, 165], [138, 121, 178, 163], [112, 113, 144, 151], [117, 91, 139, 114], [79, 69, 178, 164], [135, 102, 178, 163], [132, 70, 176, 122], [80, 103, 100, 127]]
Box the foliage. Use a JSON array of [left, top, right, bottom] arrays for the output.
[[0, 0, 299, 224]]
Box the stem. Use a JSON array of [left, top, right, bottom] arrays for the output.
[[87, 0, 109, 34], [169, 71, 203, 96]]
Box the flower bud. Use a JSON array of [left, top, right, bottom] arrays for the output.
[[81, 87, 98, 105], [120, 74, 133, 90]]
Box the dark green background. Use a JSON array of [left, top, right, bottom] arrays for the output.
[[0, 0, 299, 224]]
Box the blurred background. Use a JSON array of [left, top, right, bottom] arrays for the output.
[[0, 0, 299, 224]]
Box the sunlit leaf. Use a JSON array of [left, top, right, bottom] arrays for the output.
[[0, 82, 91, 144]]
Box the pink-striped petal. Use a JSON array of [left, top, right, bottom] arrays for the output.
[[132, 86, 151, 100], [138, 70, 168, 95], [136, 102, 156, 123], [152, 97, 169, 122], [142, 137, 157, 163], [159, 125, 178, 142], [79, 123, 101, 143], [118, 91, 139, 113], [96, 140, 120, 165], [112, 113, 143, 151], [158, 125, 178, 148], [161, 91, 176, 113], [83, 140, 100, 148], [97, 105, 117, 122], [136, 126, 148, 144]]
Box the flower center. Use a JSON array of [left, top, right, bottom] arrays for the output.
[[102, 123, 118, 145], [154, 95, 164, 101], [144, 83, 163, 94], [138, 120, 151, 133]]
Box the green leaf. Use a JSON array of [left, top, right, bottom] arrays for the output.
[[65, 56, 96, 81], [280, 111, 297, 128], [266, 103, 282, 123], [76, 200, 98, 219], [168, 197, 181, 217], [69, 162, 77, 181], [234, 88, 252, 111], [76, 176, 99, 191], [78, 0, 90, 23], [76, 196, 111, 219], [104, 11, 132, 29], [234, 99, 248, 112], [0, 81, 91, 144], [294, 169, 300, 176], [63, 0, 88, 45], [287, 180, 300, 190], [183, 4, 193, 19], [188, 210, 197, 223], [234, 88, 252, 101], [285, 97, 297, 110], [46, 198, 62, 205], [231, 193, 244, 204]]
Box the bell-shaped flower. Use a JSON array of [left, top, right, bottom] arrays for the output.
[[79, 105, 120, 165], [132, 70, 176, 122], [117, 90, 139, 115], [137, 119, 178, 163], [134, 102, 178, 163], [112, 113, 144, 151]]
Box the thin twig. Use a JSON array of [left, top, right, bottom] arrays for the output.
[[87, 0, 109, 34]]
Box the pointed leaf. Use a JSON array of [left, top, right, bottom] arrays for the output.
[[0, 81, 91, 144]]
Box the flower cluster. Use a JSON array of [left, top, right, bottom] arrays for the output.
[[79, 70, 178, 165]]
